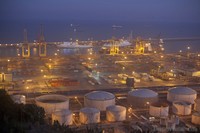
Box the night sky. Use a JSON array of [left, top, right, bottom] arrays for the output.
[[1, 0, 200, 22]]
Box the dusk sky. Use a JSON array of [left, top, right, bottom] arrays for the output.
[[1, 0, 200, 22]]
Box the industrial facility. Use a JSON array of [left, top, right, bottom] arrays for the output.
[[0, 28, 200, 132]]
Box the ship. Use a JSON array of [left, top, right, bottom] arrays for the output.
[[103, 40, 131, 47], [57, 41, 93, 48]]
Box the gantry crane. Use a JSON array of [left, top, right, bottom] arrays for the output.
[[38, 25, 47, 57], [22, 29, 30, 57]]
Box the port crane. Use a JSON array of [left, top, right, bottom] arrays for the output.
[[21, 29, 30, 58], [38, 25, 47, 57]]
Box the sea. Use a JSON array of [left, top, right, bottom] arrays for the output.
[[0, 20, 200, 57]]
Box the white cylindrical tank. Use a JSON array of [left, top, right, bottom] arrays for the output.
[[11, 95, 26, 104], [127, 89, 158, 108], [35, 94, 69, 115], [52, 110, 72, 125], [79, 107, 100, 124], [106, 105, 126, 122], [84, 91, 115, 111], [172, 101, 192, 115], [194, 99, 200, 112], [167, 87, 197, 104], [149, 102, 169, 117], [191, 112, 200, 125]]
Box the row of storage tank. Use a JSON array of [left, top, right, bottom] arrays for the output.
[[11, 86, 200, 126], [34, 93, 126, 125]]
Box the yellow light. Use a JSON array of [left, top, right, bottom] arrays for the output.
[[26, 86, 29, 89], [7, 59, 10, 62], [43, 75, 47, 78], [121, 52, 124, 54], [154, 51, 157, 54], [49, 59, 52, 61], [41, 69, 44, 72], [88, 58, 91, 60], [124, 56, 127, 59], [160, 55, 164, 58], [54, 53, 57, 56]]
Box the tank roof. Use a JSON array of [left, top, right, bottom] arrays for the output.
[[85, 91, 115, 100], [35, 94, 68, 103], [128, 89, 158, 98], [151, 102, 168, 107], [53, 109, 71, 116], [193, 112, 200, 116], [106, 105, 126, 112], [80, 107, 100, 113], [168, 87, 197, 95], [173, 101, 191, 105]]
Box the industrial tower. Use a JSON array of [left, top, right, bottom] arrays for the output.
[[38, 25, 47, 57], [22, 29, 30, 57]]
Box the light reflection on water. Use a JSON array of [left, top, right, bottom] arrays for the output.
[[0, 46, 99, 57]]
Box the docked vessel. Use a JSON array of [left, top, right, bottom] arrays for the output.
[[58, 41, 93, 48], [103, 39, 131, 47]]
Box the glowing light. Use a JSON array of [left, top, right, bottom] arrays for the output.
[[54, 53, 57, 56]]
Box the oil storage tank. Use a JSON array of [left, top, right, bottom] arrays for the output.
[[149, 102, 169, 117], [194, 99, 200, 112], [127, 89, 158, 108], [52, 110, 72, 125], [167, 87, 197, 104], [84, 91, 115, 111], [11, 95, 26, 104], [172, 101, 192, 115], [106, 105, 126, 122], [35, 94, 69, 115], [191, 112, 200, 125], [79, 107, 100, 124]]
